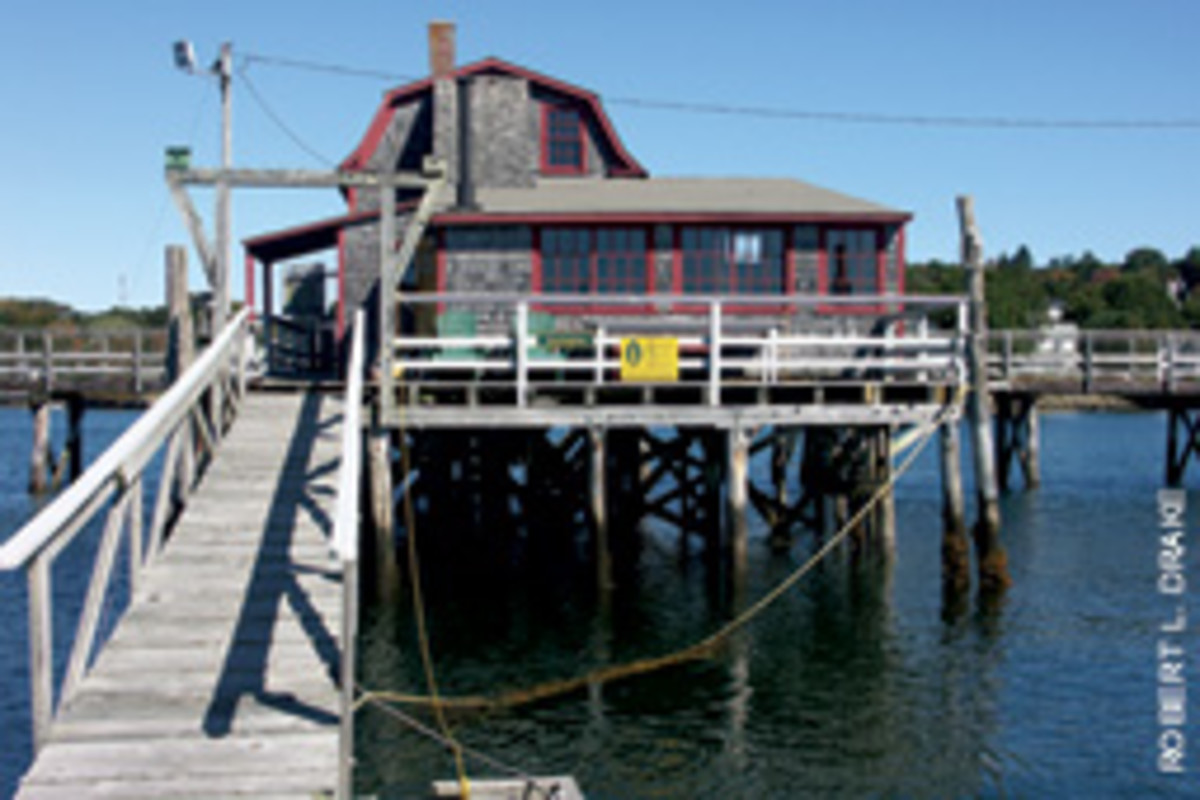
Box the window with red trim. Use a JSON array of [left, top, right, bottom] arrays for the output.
[[681, 228, 784, 294], [542, 228, 647, 294], [543, 105, 585, 174], [826, 229, 880, 295]]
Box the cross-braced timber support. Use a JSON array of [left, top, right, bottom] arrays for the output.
[[994, 392, 1041, 491], [1166, 405, 1200, 487]]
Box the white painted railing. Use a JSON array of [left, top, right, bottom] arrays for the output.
[[0, 308, 251, 752], [0, 327, 168, 394], [391, 293, 970, 406], [334, 311, 364, 800], [987, 329, 1200, 392]]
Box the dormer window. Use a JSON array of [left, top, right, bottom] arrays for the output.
[[542, 103, 586, 175]]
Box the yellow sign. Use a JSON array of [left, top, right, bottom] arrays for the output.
[[620, 337, 679, 382]]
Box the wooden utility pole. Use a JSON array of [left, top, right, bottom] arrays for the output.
[[166, 245, 195, 499], [957, 195, 1011, 593]]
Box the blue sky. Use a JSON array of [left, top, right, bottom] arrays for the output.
[[1, 1, 1196, 310]]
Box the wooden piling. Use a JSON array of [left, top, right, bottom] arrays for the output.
[[28, 398, 51, 494], [875, 427, 896, 551], [957, 195, 1010, 593], [66, 393, 84, 484], [939, 417, 970, 595], [1019, 400, 1041, 489], [725, 425, 749, 579], [590, 426, 613, 593], [367, 427, 400, 598]]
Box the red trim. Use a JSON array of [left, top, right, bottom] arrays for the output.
[[671, 225, 683, 294], [531, 225, 655, 314], [897, 225, 907, 298], [436, 228, 448, 315], [540, 102, 587, 176], [244, 251, 256, 324], [817, 224, 890, 315], [336, 227, 346, 342], [340, 57, 648, 179], [435, 210, 911, 227]]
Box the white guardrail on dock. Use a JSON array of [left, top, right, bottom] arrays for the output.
[[388, 293, 971, 406], [334, 311, 364, 800], [0, 308, 252, 752], [986, 329, 1200, 391]]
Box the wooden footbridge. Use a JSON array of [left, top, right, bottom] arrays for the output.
[[1, 310, 363, 798]]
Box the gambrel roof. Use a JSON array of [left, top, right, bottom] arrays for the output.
[[341, 56, 648, 178]]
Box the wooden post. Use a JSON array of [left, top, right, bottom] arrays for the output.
[[166, 246, 196, 499], [939, 418, 969, 595], [726, 425, 749, 579], [66, 393, 84, 484], [876, 427, 895, 552], [28, 555, 53, 752], [367, 428, 400, 598], [1018, 399, 1041, 489], [133, 328, 144, 396], [166, 246, 195, 384], [28, 398, 51, 494], [590, 426, 613, 593], [957, 195, 1010, 593]]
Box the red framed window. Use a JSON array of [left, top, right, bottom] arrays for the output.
[[681, 228, 785, 295], [541, 227, 649, 296], [825, 229, 880, 296], [542, 104, 586, 174]]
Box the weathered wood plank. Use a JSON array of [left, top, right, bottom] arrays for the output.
[[17, 392, 346, 799]]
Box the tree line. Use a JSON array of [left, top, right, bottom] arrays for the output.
[[0, 298, 167, 330], [907, 245, 1200, 330]]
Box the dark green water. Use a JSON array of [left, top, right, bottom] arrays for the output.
[[1, 410, 1196, 798], [355, 412, 1199, 798]]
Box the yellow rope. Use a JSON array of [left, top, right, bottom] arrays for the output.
[[365, 392, 960, 716], [396, 336, 471, 797]]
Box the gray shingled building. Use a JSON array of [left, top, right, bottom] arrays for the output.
[[244, 22, 911, 360]]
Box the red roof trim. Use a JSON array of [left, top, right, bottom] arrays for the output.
[[339, 57, 648, 178], [431, 211, 912, 226]]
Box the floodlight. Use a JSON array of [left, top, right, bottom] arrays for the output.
[[173, 40, 196, 73]]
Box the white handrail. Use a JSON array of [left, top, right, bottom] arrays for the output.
[[333, 311, 364, 563], [334, 310, 364, 800], [0, 307, 250, 570]]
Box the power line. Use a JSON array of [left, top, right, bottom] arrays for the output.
[[237, 64, 337, 167], [242, 51, 416, 83], [606, 96, 1200, 130], [238, 48, 1200, 132]]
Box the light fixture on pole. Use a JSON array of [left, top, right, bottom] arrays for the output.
[[171, 39, 233, 334]]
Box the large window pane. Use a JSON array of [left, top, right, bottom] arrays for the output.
[[682, 227, 783, 295], [826, 229, 879, 296]]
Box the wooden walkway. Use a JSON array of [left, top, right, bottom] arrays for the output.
[[17, 391, 346, 799]]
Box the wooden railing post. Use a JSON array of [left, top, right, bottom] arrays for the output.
[[1003, 330, 1013, 381], [515, 301, 529, 408], [709, 300, 722, 407], [1083, 332, 1094, 393], [133, 329, 144, 396], [27, 555, 53, 753]]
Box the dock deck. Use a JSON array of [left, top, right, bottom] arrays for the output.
[[16, 392, 346, 799]]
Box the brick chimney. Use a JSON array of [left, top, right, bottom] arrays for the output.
[[430, 21, 460, 186], [429, 21, 456, 78]]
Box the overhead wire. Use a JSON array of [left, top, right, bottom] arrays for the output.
[[238, 48, 1200, 132], [237, 61, 337, 167]]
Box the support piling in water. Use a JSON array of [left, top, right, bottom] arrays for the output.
[[368, 427, 400, 599], [957, 194, 1010, 593]]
